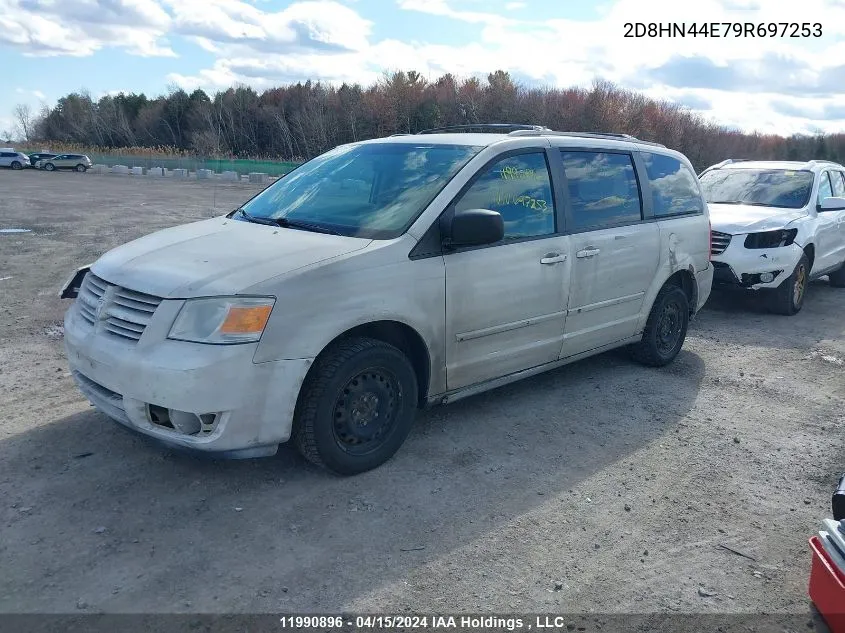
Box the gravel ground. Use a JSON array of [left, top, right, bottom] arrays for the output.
[[0, 170, 843, 626]]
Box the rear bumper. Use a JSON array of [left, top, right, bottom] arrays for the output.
[[695, 264, 713, 312]]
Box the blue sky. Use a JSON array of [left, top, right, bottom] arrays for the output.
[[3, 0, 845, 138]]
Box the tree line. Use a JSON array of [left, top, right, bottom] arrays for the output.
[[10, 71, 845, 172]]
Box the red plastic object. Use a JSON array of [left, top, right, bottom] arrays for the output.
[[809, 536, 845, 633]]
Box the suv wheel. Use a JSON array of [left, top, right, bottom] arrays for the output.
[[630, 285, 690, 367], [292, 337, 418, 475], [828, 262, 845, 288], [75, 164, 87, 173], [770, 254, 809, 315], [10, 161, 22, 170], [44, 162, 55, 172]]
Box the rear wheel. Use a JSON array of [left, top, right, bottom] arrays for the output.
[[828, 262, 845, 288], [10, 161, 21, 170], [292, 337, 418, 475], [75, 164, 87, 173], [630, 285, 690, 367], [770, 254, 809, 315], [44, 163, 55, 172]]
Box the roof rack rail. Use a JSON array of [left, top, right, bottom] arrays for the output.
[[416, 123, 550, 134], [508, 129, 664, 147], [805, 159, 841, 167], [698, 158, 753, 176]]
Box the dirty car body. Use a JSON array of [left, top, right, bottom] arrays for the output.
[[61, 127, 713, 474]]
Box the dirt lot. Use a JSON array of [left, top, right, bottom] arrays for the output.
[[0, 169, 843, 623]]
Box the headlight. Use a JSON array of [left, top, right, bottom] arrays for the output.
[[744, 228, 798, 249], [168, 296, 275, 344]]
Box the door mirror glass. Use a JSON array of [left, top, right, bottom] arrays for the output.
[[447, 209, 504, 247], [818, 196, 845, 211]]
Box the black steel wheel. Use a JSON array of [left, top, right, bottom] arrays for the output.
[[630, 284, 690, 367], [293, 337, 418, 475]]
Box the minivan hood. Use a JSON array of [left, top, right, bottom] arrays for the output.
[[92, 217, 371, 298], [708, 203, 807, 234]]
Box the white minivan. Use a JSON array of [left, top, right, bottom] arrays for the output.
[[61, 125, 713, 474]]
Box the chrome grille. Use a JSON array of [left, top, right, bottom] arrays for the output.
[[75, 273, 162, 343], [711, 231, 732, 256]]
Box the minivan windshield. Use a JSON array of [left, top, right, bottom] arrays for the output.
[[237, 142, 481, 239], [698, 168, 814, 209]]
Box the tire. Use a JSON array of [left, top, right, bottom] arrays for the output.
[[630, 285, 690, 367], [44, 163, 55, 172], [292, 337, 418, 475], [828, 262, 845, 288], [11, 161, 22, 170], [769, 253, 809, 315], [75, 164, 87, 172]]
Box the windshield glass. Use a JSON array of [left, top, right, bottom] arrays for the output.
[[698, 168, 814, 209], [238, 142, 481, 239]]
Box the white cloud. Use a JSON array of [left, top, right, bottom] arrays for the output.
[[4, 0, 845, 134], [0, 0, 175, 56]]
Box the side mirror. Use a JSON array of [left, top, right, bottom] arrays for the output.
[[445, 209, 504, 248], [818, 196, 845, 212]]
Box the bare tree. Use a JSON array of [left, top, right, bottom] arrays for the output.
[[14, 104, 33, 142]]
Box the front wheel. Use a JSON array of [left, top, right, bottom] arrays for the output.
[[630, 285, 690, 367], [770, 254, 809, 315], [292, 337, 418, 475], [11, 161, 22, 170], [75, 164, 87, 172], [44, 163, 55, 172]]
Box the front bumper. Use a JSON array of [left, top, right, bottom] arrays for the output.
[[64, 297, 313, 458], [711, 236, 802, 290]]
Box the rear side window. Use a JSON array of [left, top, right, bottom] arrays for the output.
[[0, 152, 13, 158], [455, 152, 555, 240], [561, 151, 642, 230], [817, 172, 833, 203], [642, 152, 703, 217], [831, 171, 845, 198]]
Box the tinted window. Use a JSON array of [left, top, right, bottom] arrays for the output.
[[830, 171, 845, 198], [239, 142, 480, 239], [817, 172, 833, 203], [561, 151, 641, 230], [455, 152, 555, 240], [699, 169, 814, 210], [642, 152, 703, 217], [0, 152, 13, 158]]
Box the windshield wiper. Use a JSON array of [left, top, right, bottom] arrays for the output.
[[274, 217, 344, 236], [710, 200, 774, 207], [234, 207, 278, 226]]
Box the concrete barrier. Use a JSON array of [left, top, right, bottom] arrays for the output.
[[112, 165, 129, 175], [92, 164, 108, 174], [197, 169, 214, 180], [172, 168, 188, 178], [248, 172, 268, 184], [130, 166, 144, 176], [147, 167, 164, 177], [221, 171, 238, 182]]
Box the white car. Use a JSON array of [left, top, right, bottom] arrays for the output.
[[699, 159, 845, 315], [60, 125, 713, 475], [0, 149, 30, 170]]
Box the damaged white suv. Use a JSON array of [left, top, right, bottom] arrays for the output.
[[700, 159, 845, 315]]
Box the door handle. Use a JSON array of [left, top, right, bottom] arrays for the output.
[[540, 253, 567, 265], [576, 248, 601, 258]]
